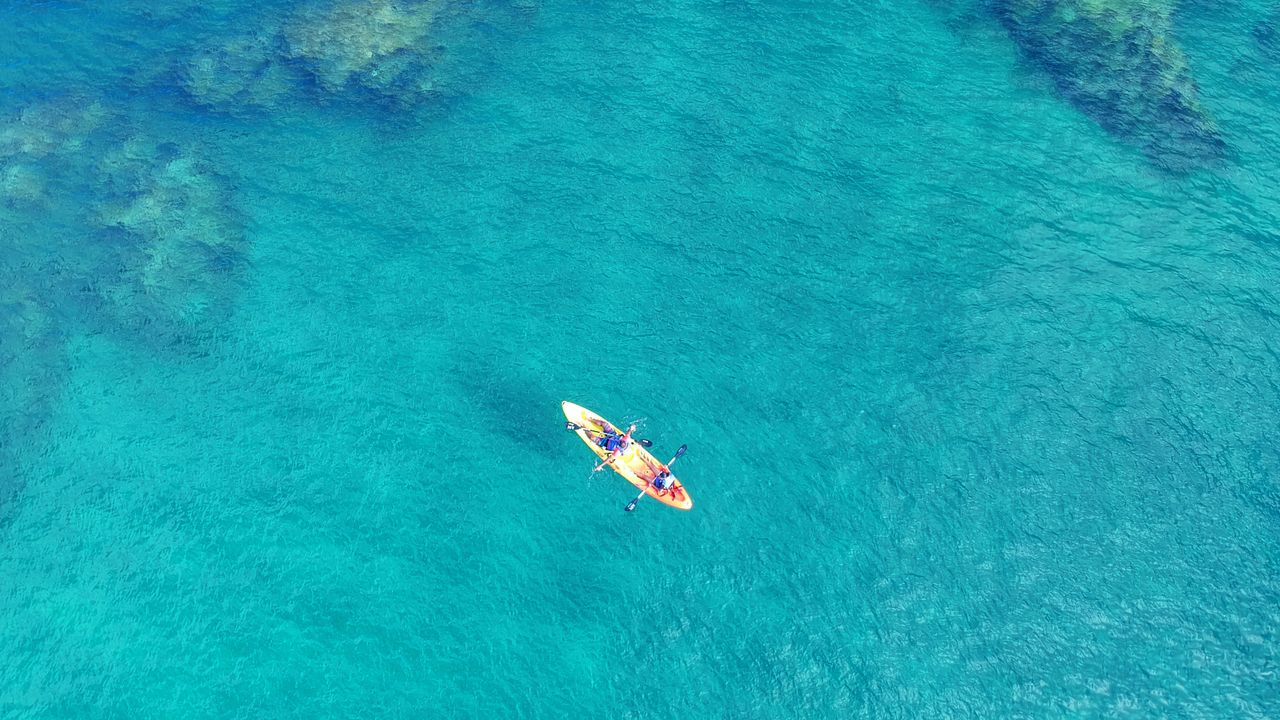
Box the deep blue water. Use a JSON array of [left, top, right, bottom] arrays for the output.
[[2, 0, 1279, 717]]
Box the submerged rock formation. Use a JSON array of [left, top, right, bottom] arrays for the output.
[[993, 0, 1225, 169], [0, 96, 248, 501], [94, 137, 246, 339], [0, 97, 246, 345], [182, 31, 298, 111], [284, 0, 445, 107], [180, 0, 450, 112], [1, 98, 114, 245], [0, 99, 106, 151]]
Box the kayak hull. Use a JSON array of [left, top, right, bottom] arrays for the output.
[[561, 401, 693, 511]]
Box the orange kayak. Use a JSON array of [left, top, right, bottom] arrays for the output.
[[561, 401, 693, 511]]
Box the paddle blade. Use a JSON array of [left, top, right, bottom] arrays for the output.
[[637, 438, 653, 447], [674, 444, 687, 458], [624, 485, 648, 512]]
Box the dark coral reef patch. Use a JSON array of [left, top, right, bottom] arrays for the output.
[[284, 0, 447, 108], [1, 94, 248, 501], [179, 0, 458, 113], [93, 136, 247, 342], [992, 0, 1226, 170], [182, 30, 300, 112], [1, 97, 247, 348]]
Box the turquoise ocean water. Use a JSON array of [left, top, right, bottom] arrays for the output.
[[2, 0, 1279, 716]]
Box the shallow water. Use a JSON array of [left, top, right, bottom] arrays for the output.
[[2, 0, 1279, 717]]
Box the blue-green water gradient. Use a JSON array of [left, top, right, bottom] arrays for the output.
[[2, 0, 1279, 717]]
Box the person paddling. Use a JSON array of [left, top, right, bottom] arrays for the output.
[[641, 456, 678, 497], [593, 422, 636, 471], [625, 444, 687, 511]]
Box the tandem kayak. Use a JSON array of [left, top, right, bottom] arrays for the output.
[[561, 401, 693, 511]]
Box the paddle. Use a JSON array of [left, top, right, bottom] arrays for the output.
[[564, 421, 653, 447], [625, 444, 687, 512]]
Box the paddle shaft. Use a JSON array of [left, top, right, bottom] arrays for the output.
[[625, 445, 687, 512]]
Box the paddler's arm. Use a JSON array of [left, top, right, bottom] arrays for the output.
[[593, 448, 618, 472], [597, 441, 635, 471]]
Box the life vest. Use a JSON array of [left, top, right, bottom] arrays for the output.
[[597, 432, 624, 452]]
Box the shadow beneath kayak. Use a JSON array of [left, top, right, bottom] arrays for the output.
[[450, 347, 561, 458]]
